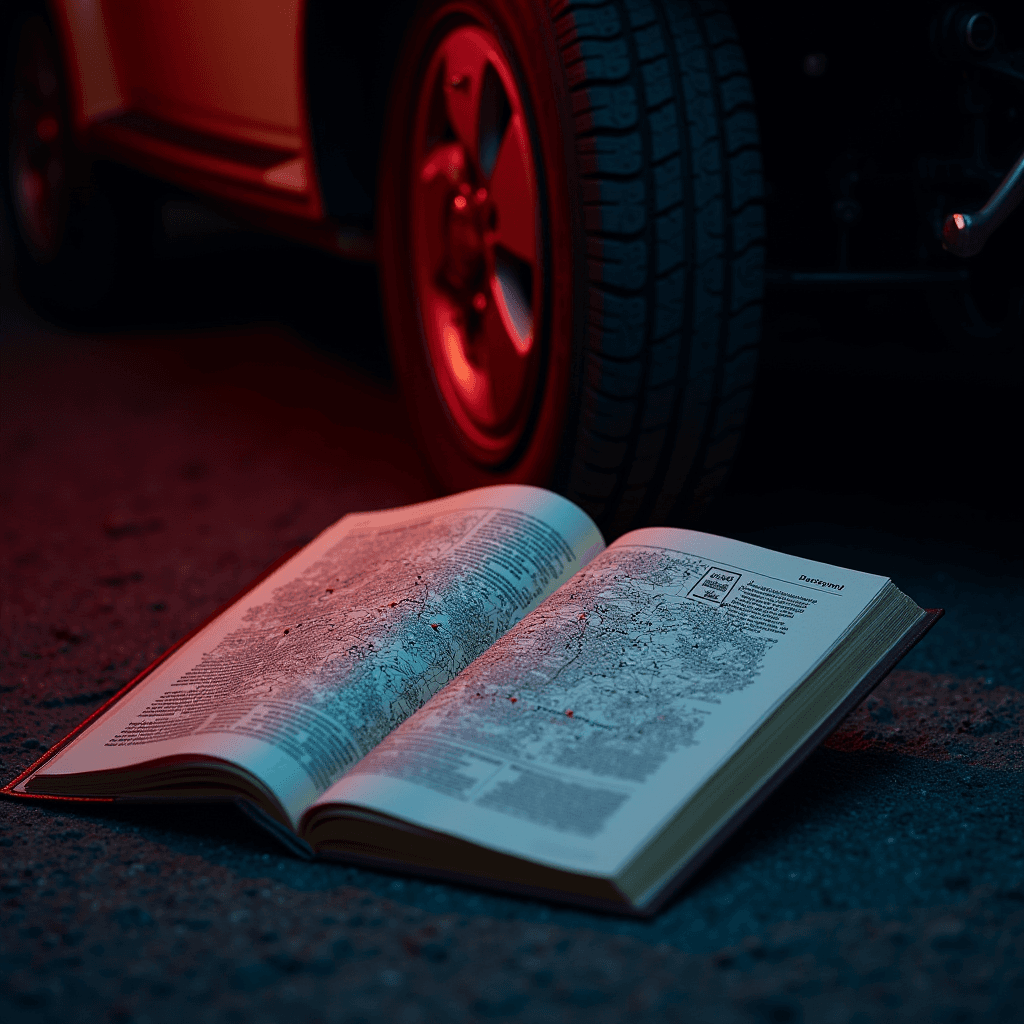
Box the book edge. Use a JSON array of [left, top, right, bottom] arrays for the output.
[[0, 545, 304, 802], [235, 797, 316, 859], [313, 847, 643, 917], [629, 606, 944, 917]]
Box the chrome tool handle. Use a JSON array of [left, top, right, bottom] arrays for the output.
[[943, 148, 1024, 257]]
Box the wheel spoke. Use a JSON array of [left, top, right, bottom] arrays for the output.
[[493, 247, 534, 355], [488, 113, 536, 266], [478, 287, 530, 426], [439, 31, 493, 167], [415, 142, 467, 281], [18, 166, 45, 207], [441, 311, 497, 426]]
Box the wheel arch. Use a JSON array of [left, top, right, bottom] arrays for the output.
[[304, 0, 420, 227], [33, 0, 124, 133]]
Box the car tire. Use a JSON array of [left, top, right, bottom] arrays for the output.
[[2, 7, 149, 320], [377, 0, 764, 535]]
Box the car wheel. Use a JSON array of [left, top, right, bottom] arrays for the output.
[[378, 0, 764, 535], [2, 9, 140, 318]]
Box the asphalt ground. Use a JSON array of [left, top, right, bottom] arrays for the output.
[[1, 211, 1022, 1024]]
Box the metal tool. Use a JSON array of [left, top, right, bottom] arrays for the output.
[[943, 148, 1024, 257]]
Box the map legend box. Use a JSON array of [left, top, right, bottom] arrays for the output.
[[687, 567, 742, 606]]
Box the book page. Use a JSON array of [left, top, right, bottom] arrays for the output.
[[23, 486, 604, 827], [309, 528, 892, 874]]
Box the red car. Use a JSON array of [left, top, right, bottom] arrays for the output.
[[4, 0, 764, 534]]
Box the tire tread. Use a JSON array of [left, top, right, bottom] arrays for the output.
[[553, 0, 763, 531]]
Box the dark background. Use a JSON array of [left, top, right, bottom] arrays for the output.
[[2, 1, 1022, 1020]]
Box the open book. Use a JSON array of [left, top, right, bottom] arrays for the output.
[[5, 486, 940, 915]]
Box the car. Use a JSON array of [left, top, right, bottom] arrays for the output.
[[3, 0, 764, 538], [4, 1, 1020, 536]]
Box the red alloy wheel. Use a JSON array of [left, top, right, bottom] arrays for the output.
[[378, 0, 578, 496], [8, 16, 68, 263], [410, 25, 543, 464]]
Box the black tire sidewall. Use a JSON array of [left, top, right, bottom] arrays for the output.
[[377, 0, 587, 492]]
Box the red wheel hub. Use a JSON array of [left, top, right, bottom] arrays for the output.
[[411, 25, 541, 463], [8, 17, 68, 262]]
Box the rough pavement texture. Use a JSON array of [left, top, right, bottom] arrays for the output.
[[2, 263, 1022, 1023]]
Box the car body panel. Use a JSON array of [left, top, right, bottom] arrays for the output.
[[47, 0, 333, 229], [50, 0, 123, 123], [103, 0, 304, 144]]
